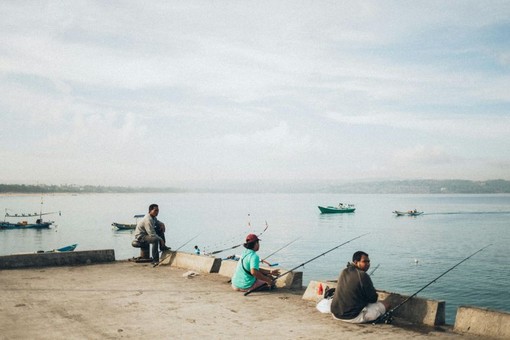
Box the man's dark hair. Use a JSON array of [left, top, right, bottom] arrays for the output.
[[148, 204, 159, 211], [352, 251, 369, 262], [244, 240, 258, 250]]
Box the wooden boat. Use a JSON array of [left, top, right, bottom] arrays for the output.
[[39, 244, 78, 253], [111, 222, 136, 230], [112, 214, 144, 230], [393, 210, 424, 216], [13, 243, 78, 255], [318, 203, 356, 214], [1, 205, 58, 230], [0, 220, 53, 229]]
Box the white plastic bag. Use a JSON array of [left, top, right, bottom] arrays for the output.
[[316, 298, 332, 313]]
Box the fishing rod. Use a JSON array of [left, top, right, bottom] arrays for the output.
[[261, 237, 301, 265], [175, 233, 202, 251], [209, 221, 270, 255], [244, 232, 370, 296], [369, 264, 380, 276], [153, 233, 201, 268], [374, 244, 492, 324]]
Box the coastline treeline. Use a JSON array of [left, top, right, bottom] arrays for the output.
[[1, 179, 510, 194], [0, 184, 184, 194]]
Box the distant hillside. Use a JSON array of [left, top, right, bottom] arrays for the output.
[[1, 179, 510, 194], [321, 179, 510, 194]]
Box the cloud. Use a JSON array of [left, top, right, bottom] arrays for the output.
[[1, 1, 509, 184]]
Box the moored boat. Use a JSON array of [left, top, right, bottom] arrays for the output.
[[393, 210, 424, 216], [1, 204, 58, 230], [112, 214, 144, 230], [39, 244, 78, 253], [0, 220, 53, 229], [318, 203, 356, 214]]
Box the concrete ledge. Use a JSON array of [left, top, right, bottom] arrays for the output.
[[217, 258, 238, 277], [454, 306, 510, 339], [159, 251, 221, 273], [218, 259, 302, 289], [0, 250, 115, 269], [303, 280, 445, 326]]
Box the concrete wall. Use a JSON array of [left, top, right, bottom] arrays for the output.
[[454, 306, 510, 339], [303, 280, 445, 326], [0, 250, 115, 269], [159, 251, 222, 273], [218, 259, 302, 289]]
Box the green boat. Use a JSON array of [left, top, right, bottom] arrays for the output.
[[318, 203, 356, 214]]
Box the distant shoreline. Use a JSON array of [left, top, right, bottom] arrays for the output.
[[1, 179, 510, 194]]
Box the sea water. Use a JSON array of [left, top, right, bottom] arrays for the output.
[[1, 192, 509, 324]]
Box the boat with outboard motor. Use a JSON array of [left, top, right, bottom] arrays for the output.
[[393, 210, 424, 216]]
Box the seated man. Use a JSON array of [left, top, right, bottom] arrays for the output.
[[231, 234, 279, 292], [330, 250, 391, 323], [133, 204, 170, 263]]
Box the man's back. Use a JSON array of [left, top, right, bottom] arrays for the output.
[[330, 263, 378, 319]]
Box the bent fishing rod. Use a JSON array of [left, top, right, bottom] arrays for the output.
[[244, 232, 370, 296], [153, 233, 202, 268], [374, 244, 492, 324]]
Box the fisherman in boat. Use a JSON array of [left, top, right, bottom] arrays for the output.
[[133, 204, 171, 264], [231, 234, 279, 292], [330, 251, 393, 323]]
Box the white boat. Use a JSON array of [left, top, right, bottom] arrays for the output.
[[393, 210, 424, 216]]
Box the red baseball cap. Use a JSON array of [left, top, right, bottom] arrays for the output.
[[245, 233, 260, 243]]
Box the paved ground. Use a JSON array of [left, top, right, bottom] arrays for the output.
[[0, 261, 484, 339]]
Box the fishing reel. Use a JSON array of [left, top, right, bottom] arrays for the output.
[[373, 312, 393, 325]]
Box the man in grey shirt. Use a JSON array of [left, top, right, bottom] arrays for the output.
[[330, 251, 391, 323], [134, 204, 170, 263]]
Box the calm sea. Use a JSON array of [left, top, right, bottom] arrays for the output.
[[1, 193, 509, 324]]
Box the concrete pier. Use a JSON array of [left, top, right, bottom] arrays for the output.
[[0, 249, 115, 269], [0, 261, 480, 339], [454, 306, 510, 339], [1, 252, 507, 339]]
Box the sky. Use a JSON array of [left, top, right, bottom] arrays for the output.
[[1, 1, 509, 187]]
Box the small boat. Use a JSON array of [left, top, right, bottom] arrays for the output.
[[393, 210, 424, 216], [1, 204, 58, 230], [39, 244, 78, 253], [13, 244, 78, 255], [318, 203, 356, 214], [112, 214, 144, 230]]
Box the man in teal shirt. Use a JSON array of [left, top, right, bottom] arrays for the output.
[[231, 234, 279, 292]]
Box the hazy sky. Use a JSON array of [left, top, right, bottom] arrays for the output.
[[1, 1, 509, 186]]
